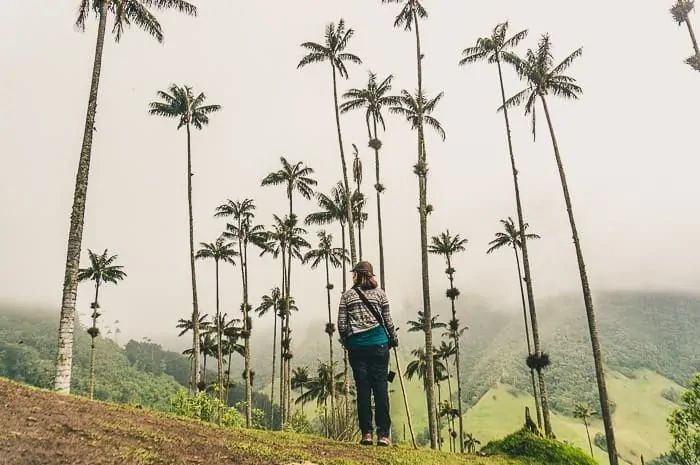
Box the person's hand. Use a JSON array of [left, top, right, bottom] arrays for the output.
[[389, 335, 399, 349]]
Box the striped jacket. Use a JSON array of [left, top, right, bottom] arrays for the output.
[[337, 286, 398, 343]]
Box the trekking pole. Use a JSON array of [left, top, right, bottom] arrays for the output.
[[392, 347, 417, 449]]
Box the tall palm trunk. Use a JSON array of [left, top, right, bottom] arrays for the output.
[[436, 382, 442, 451], [340, 223, 351, 422], [684, 12, 700, 57], [496, 58, 551, 436], [444, 362, 455, 453], [55, 0, 108, 394], [269, 299, 278, 427], [370, 118, 387, 290], [214, 259, 224, 416], [446, 256, 464, 453], [324, 257, 337, 426], [584, 417, 594, 457], [186, 118, 202, 393], [412, 11, 437, 450], [226, 344, 233, 404], [284, 197, 294, 426], [239, 225, 253, 426], [279, 248, 288, 426], [539, 94, 618, 464], [331, 65, 357, 265], [512, 244, 542, 428], [88, 281, 101, 399]]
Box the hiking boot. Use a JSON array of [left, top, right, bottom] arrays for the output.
[[360, 433, 373, 446], [377, 436, 392, 447]]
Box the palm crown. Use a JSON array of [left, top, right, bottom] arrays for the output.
[[381, 0, 428, 31], [340, 72, 400, 132], [75, 0, 197, 43], [78, 249, 127, 285], [459, 22, 528, 66], [428, 230, 468, 259], [255, 287, 283, 318], [305, 182, 365, 227], [390, 90, 446, 141], [195, 236, 238, 264], [501, 34, 583, 140], [297, 19, 362, 78], [148, 84, 221, 130], [216, 199, 267, 249], [407, 310, 446, 333], [486, 217, 540, 254], [303, 230, 349, 270], [261, 157, 317, 204]]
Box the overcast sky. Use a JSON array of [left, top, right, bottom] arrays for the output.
[[1, 0, 698, 342]]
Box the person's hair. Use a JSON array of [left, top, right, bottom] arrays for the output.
[[354, 271, 378, 290]]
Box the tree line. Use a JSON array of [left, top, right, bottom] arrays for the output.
[[51, 0, 699, 462]]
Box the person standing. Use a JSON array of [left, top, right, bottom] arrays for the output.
[[338, 261, 399, 446]]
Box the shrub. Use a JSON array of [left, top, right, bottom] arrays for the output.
[[170, 390, 245, 428], [482, 428, 597, 465]]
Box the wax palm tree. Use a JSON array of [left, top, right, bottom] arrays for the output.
[[573, 403, 596, 457], [196, 237, 237, 407], [351, 144, 365, 259], [148, 84, 220, 392], [297, 19, 362, 265], [198, 331, 217, 388], [459, 22, 550, 433], [341, 72, 400, 288], [486, 217, 543, 428], [296, 362, 345, 437], [77, 248, 126, 399], [291, 366, 310, 414], [670, 0, 700, 70], [219, 314, 243, 402], [261, 158, 317, 218], [435, 340, 457, 452], [306, 182, 362, 421], [255, 287, 283, 425], [428, 229, 468, 449], [55, 0, 197, 394], [381, 0, 436, 445], [503, 35, 618, 461], [463, 433, 481, 454], [389, 87, 444, 447], [260, 215, 310, 425], [405, 347, 446, 390], [215, 198, 266, 426], [303, 230, 349, 424]]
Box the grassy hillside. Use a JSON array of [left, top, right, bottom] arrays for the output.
[[0, 378, 527, 465]]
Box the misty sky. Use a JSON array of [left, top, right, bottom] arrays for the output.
[[1, 1, 698, 342]]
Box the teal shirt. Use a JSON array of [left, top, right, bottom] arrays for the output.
[[346, 324, 389, 347]]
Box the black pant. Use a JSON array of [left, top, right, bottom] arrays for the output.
[[348, 343, 391, 437]]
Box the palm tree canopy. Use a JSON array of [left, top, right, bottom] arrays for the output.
[[148, 84, 221, 130], [291, 366, 310, 389], [303, 230, 349, 269], [295, 362, 345, 406], [195, 236, 238, 265], [486, 217, 540, 254], [436, 340, 457, 361], [381, 0, 428, 31], [501, 34, 583, 140], [305, 182, 365, 227], [428, 230, 468, 259], [261, 214, 311, 261], [404, 347, 446, 383], [459, 22, 528, 66], [573, 403, 595, 419], [261, 157, 317, 202], [78, 249, 127, 285], [216, 198, 268, 249], [176, 311, 210, 337], [75, 0, 197, 43], [255, 287, 283, 318], [389, 89, 446, 141], [340, 72, 401, 131], [297, 18, 362, 79], [406, 311, 446, 333], [670, 0, 695, 25]]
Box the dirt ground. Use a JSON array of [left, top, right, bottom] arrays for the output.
[[0, 379, 367, 465]]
